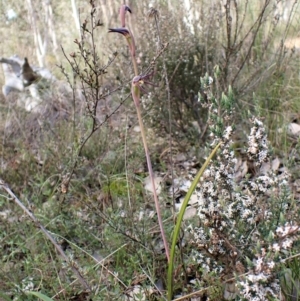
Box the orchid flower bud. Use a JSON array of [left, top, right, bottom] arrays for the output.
[[131, 72, 155, 106], [108, 28, 136, 57], [120, 5, 132, 28]]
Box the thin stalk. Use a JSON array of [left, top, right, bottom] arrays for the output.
[[131, 38, 138, 76], [124, 28, 138, 76], [110, 6, 170, 262], [133, 89, 170, 261]]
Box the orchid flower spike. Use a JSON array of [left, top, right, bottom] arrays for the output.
[[131, 71, 155, 106], [108, 28, 136, 57], [120, 5, 132, 28], [132, 71, 155, 92]]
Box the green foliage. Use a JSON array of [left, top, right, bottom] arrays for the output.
[[0, 0, 300, 300]]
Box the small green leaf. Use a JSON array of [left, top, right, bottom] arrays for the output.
[[245, 256, 254, 268], [26, 291, 55, 301]]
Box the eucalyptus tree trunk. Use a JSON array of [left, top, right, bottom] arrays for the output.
[[71, 0, 81, 37], [26, 0, 59, 67], [45, 0, 59, 59], [26, 0, 47, 66]]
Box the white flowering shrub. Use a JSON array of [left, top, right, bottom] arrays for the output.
[[187, 73, 300, 300]]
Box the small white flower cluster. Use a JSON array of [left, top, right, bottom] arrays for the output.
[[247, 118, 269, 165], [223, 125, 233, 140], [238, 248, 280, 301], [189, 247, 224, 274], [238, 224, 299, 300], [236, 172, 277, 225], [21, 276, 35, 291], [249, 175, 276, 193], [276, 223, 299, 237], [192, 123, 273, 256], [239, 275, 280, 301], [187, 113, 299, 300], [272, 223, 299, 251], [188, 74, 299, 298]]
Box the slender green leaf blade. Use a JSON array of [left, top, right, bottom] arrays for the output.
[[167, 142, 221, 300], [26, 291, 55, 301]]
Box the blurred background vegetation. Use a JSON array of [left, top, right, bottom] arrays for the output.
[[0, 0, 299, 145]]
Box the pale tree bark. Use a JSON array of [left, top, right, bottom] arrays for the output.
[[71, 0, 81, 37], [26, 0, 47, 66], [44, 0, 59, 58], [26, 0, 59, 67]]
